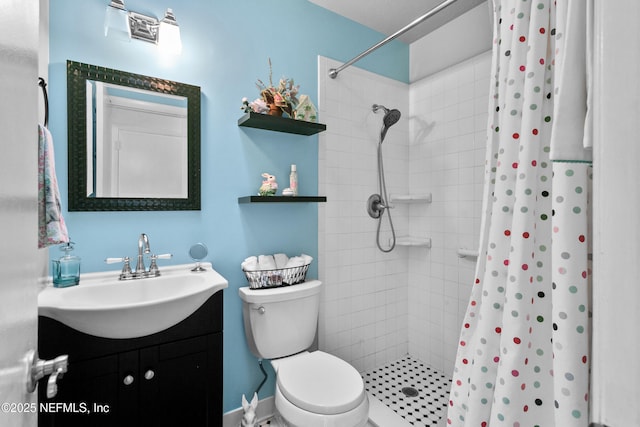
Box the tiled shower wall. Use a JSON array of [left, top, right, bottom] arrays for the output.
[[407, 51, 491, 374], [317, 51, 491, 376], [318, 56, 410, 373]]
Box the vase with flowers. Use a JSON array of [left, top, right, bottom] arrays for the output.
[[241, 58, 300, 117]]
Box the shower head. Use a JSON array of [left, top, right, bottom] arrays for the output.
[[383, 108, 401, 128], [373, 104, 401, 142]]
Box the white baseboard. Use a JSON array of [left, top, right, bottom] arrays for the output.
[[223, 396, 276, 427]]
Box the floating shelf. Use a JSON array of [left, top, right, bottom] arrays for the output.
[[238, 196, 327, 204], [390, 194, 432, 203], [396, 236, 432, 248], [238, 112, 327, 136]]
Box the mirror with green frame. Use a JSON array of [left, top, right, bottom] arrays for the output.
[[67, 60, 201, 211]]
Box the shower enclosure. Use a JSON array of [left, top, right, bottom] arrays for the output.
[[318, 51, 491, 425]]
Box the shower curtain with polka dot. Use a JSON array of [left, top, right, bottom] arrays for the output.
[[447, 0, 592, 426]]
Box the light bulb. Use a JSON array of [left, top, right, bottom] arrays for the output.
[[158, 8, 182, 55]]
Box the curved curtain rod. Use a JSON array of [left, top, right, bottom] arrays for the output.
[[38, 77, 49, 127], [328, 0, 458, 79]]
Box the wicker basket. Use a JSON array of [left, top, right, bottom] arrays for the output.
[[242, 264, 310, 290]]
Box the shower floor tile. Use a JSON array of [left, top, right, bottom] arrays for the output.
[[362, 356, 451, 426]]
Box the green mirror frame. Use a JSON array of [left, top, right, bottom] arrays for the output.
[[67, 60, 201, 211]]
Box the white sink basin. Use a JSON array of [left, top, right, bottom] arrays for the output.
[[38, 262, 228, 339]]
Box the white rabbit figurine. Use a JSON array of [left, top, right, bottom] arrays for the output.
[[240, 392, 259, 427], [259, 173, 278, 196]]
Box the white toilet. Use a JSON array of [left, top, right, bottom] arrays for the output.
[[239, 280, 369, 427]]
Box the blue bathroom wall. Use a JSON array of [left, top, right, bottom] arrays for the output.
[[49, 0, 408, 412]]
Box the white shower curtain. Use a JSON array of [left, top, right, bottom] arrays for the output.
[[447, 0, 592, 426]]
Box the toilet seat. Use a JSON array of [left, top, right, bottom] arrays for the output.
[[275, 351, 366, 415], [275, 383, 369, 427]]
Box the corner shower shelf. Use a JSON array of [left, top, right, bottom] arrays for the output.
[[390, 194, 432, 203], [396, 236, 432, 248], [238, 196, 327, 204], [238, 112, 327, 136], [457, 248, 479, 258]]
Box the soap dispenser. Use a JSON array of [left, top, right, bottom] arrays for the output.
[[52, 242, 81, 288]]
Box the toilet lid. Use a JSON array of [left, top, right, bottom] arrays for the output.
[[276, 351, 365, 415]]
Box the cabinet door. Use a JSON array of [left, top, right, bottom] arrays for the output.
[[39, 354, 119, 427], [139, 333, 222, 427], [117, 350, 140, 427]]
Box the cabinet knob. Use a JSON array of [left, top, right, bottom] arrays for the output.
[[123, 375, 134, 386], [144, 370, 155, 380]]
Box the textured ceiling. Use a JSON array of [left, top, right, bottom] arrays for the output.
[[308, 0, 488, 44]]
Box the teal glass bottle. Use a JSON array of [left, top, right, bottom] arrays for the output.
[[52, 242, 81, 288]]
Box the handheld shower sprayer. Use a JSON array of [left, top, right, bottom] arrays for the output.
[[372, 104, 401, 142], [368, 103, 401, 252]]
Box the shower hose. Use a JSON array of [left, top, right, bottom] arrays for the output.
[[375, 138, 396, 253]]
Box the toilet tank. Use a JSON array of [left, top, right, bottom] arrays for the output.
[[239, 280, 322, 360]]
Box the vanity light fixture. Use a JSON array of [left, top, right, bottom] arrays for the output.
[[158, 9, 182, 55], [104, 1, 182, 54], [104, 0, 131, 41], [128, 10, 160, 44]]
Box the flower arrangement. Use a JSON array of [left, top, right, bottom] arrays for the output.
[[241, 58, 300, 117]]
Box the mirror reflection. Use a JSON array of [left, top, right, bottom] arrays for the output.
[[67, 60, 201, 211], [87, 81, 188, 198]]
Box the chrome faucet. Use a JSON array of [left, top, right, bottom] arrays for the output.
[[136, 233, 151, 274], [105, 233, 173, 280]]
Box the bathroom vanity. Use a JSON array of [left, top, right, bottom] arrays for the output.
[[37, 289, 223, 427]]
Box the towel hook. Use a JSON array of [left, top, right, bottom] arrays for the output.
[[38, 77, 49, 127]]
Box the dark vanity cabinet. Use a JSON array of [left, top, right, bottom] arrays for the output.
[[37, 291, 223, 427]]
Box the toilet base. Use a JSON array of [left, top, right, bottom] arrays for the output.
[[275, 383, 369, 427]]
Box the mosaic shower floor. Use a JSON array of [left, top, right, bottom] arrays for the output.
[[362, 356, 451, 426]]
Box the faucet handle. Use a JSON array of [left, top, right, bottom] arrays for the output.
[[148, 253, 172, 277], [105, 257, 133, 280]]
